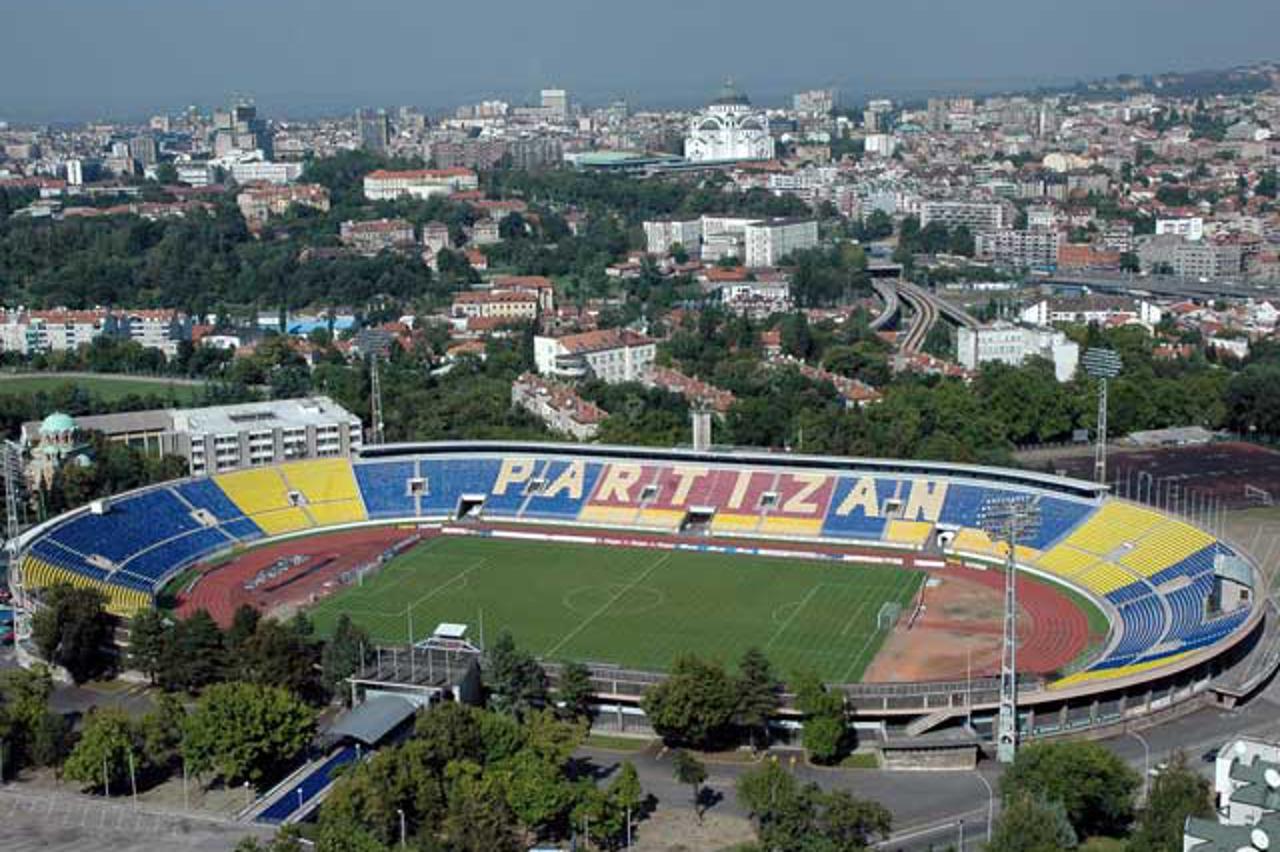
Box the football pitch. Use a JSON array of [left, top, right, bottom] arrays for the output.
[[307, 536, 924, 683]]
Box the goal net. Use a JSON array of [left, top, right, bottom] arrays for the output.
[[876, 601, 903, 631]]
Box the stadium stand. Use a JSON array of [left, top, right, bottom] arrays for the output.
[[12, 447, 1256, 694]]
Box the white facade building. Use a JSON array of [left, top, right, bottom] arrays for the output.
[[744, 219, 819, 268], [644, 219, 702, 257], [1156, 216, 1205, 242], [363, 168, 480, 201], [920, 201, 1008, 232], [975, 228, 1063, 269], [684, 81, 775, 163], [956, 322, 1079, 382], [533, 329, 657, 384]]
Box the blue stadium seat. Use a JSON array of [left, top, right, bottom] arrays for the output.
[[820, 477, 897, 540], [521, 459, 603, 520], [353, 461, 418, 519], [176, 479, 247, 523], [49, 490, 201, 564], [939, 484, 1094, 550], [120, 528, 232, 586]]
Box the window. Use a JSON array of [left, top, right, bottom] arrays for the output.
[[759, 492, 779, 509], [640, 484, 659, 502], [408, 477, 428, 496]]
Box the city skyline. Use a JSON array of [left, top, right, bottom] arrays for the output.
[[2, 0, 1278, 121]]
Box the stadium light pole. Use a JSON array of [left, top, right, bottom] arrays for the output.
[[1083, 348, 1122, 486], [979, 495, 1041, 765]]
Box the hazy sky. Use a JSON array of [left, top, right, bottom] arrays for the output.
[[3, 0, 1276, 121]]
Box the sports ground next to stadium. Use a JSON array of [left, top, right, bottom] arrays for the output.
[[306, 535, 924, 684]]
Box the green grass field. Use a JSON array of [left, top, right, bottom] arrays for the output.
[[308, 536, 924, 683], [0, 373, 207, 404]]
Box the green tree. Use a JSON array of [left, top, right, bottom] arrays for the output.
[[988, 792, 1078, 852], [443, 761, 520, 852], [737, 758, 890, 850], [501, 748, 578, 843], [1000, 740, 1139, 839], [160, 609, 225, 692], [127, 608, 168, 684], [671, 749, 708, 822], [320, 613, 371, 702], [555, 661, 594, 721], [225, 604, 260, 654], [795, 671, 846, 764], [30, 584, 113, 683], [734, 647, 780, 751], [62, 707, 137, 794], [642, 655, 739, 749], [1128, 752, 1213, 852], [182, 682, 315, 788], [485, 631, 547, 719], [236, 618, 321, 700]]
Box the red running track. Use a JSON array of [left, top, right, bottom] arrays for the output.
[[940, 565, 1096, 675]]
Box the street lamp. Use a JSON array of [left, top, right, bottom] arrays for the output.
[[1128, 730, 1151, 803], [398, 808, 407, 848]]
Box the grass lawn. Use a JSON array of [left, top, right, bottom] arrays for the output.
[[0, 373, 206, 404], [308, 536, 924, 683], [584, 734, 653, 752]]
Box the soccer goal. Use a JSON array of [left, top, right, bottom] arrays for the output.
[[876, 602, 903, 631], [1245, 484, 1274, 507]]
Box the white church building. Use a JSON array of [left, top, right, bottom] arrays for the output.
[[684, 80, 776, 163]]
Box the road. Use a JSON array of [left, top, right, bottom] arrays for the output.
[[582, 680, 1280, 851]]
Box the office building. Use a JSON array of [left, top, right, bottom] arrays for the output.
[[540, 88, 569, 120], [339, 219, 416, 254], [213, 102, 272, 157], [356, 108, 391, 152], [237, 184, 331, 229], [793, 88, 836, 116]]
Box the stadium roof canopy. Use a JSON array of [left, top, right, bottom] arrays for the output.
[[327, 694, 417, 746]]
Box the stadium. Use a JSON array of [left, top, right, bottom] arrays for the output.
[[7, 441, 1271, 742]]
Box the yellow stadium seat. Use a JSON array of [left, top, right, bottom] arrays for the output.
[[1119, 520, 1215, 578], [1049, 651, 1194, 689], [885, 520, 932, 547], [1061, 502, 1164, 556], [634, 509, 685, 531], [578, 505, 642, 527], [1036, 545, 1098, 578], [216, 467, 294, 516], [251, 507, 313, 536], [711, 513, 763, 535], [757, 516, 824, 538], [306, 501, 367, 527], [281, 459, 362, 504]]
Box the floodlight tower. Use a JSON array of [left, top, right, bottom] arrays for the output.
[[369, 355, 385, 445], [979, 494, 1042, 764], [1083, 348, 1123, 485]]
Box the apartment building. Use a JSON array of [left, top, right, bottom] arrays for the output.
[[0, 308, 190, 357], [236, 184, 331, 228], [511, 372, 607, 440], [643, 219, 702, 256], [450, 290, 539, 322], [533, 328, 657, 384], [920, 200, 1009, 232], [339, 218, 416, 254], [975, 228, 1063, 269], [744, 218, 819, 268], [956, 322, 1079, 382]]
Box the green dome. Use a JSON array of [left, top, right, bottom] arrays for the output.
[[39, 411, 75, 435]]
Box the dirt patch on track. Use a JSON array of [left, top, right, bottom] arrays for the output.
[[177, 527, 423, 627], [863, 565, 1092, 683]]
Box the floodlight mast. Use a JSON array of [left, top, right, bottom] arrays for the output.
[[980, 495, 1042, 764], [1083, 348, 1123, 486]]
